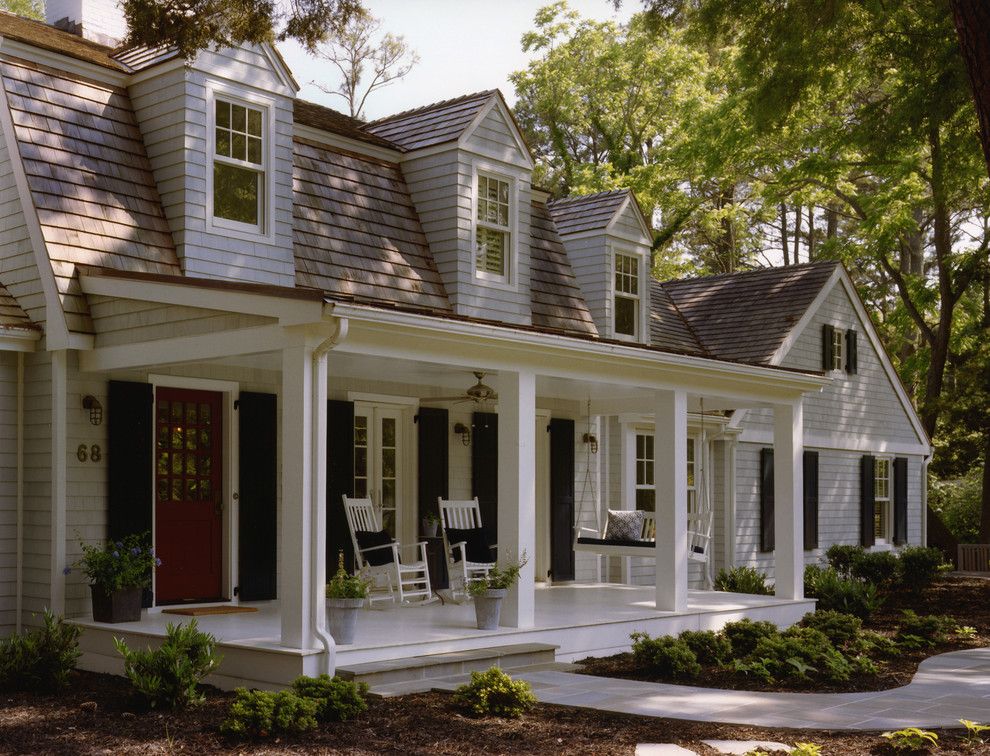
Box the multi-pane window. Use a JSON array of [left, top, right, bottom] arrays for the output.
[[213, 99, 265, 230], [635, 433, 655, 512], [476, 174, 510, 279], [615, 253, 639, 337], [687, 438, 698, 514], [831, 327, 844, 371], [874, 457, 891, 540]]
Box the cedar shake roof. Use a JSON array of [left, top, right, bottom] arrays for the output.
[[0, 281, 35, 328], [0, 12, 125, 71], [364, 90, 495, 151], [529, 201, 598, 337], [649, 280, 707, 356], [659, 261, 839, 365], [112, 45, 180, 72], [1, 57, 181, 334], [293, 138, 450, 312], [293, 99, 399, 151], [546, 189, 630, 235]]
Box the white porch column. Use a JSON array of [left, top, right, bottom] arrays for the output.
[[773, 399, 804, 600], [655, 389, 688, 611], [497, 369, 536, 628], [281, 340, 315, 649]]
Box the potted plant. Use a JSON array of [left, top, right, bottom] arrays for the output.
[[325, 551, 370, 644], [421, 511, 440, 538], [71, 532, 159, 623], [467, 553, 528, 631]]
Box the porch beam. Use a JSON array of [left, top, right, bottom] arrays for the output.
[[496, 369, 536, 628], [655, 389, 688, 611], [773, 400, 804, 600]]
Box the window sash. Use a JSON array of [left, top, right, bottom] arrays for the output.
[[615, 253, 640, 337], [874, 458, 891, 539], [212, 97, 266, 231], [475, 174, 511, 279], [634, 432, 697, 513], [831, 328, 844, 371]]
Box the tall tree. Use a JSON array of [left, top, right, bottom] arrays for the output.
[[950, 1, 990, 177], [0, 0, 42, 19]]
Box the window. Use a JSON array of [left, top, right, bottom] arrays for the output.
[[635, 433, 655, 512], [213, 98, 265, 231], [823, 324, 857, 373], [830, 327, 844, 371], [874, 457, 891, 541], [475, 174, 510, 280], [614, 252, 640, 338]]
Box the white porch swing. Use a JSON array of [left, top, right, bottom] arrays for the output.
[[573, 401, 714, 587]]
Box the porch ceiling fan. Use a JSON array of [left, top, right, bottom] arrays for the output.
[[420, 371, 498, 405]]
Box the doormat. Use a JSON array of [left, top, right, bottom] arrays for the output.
[[162, 605, 258, 617]]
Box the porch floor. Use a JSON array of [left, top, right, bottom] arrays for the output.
[[72, 584, 815, 689]]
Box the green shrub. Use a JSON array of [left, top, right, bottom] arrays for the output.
[[881, 727, 938, 752], [727, 656, 773, 683], [804, 565, 882, 619], [678, 630, 731, 665], [220, 688, 318, 739], [850, 629, 897, 658], [0, 611, 81, 692], [290, 674, 367, 722], [114, 619, 221, 709], [750, 626, 851, 684], [713, 566, 773, 595], [791, 744, 823, 756], [930, 471, 981, 543], [849, 550, 900, 590], [799, 610, 863, 649], [454, 666, 536, 718], [630, 633, 701, 678], [824, 544, 865, 577], [897, 546, 947, 594], [722, 619, 779, 658], [896, 610, 956, 647]]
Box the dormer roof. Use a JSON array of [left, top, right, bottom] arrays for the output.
[[364, 90, 496, 151], [293, 99, 399, 151], [547, 188, 650, 238]]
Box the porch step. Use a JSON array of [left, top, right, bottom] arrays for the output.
[[368, 661, 576, 698], [337, 642, 557, 689]]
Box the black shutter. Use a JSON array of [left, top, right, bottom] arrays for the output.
[[893, 456, 908, 545], [237, 393, 277, 600], [471, 412, 498, 546], [417, 407, 448, 523], [822, 324, 835, 371], [860, 455, 876, 547], [803, 450, 819, 550], [845, 330, 858, 374], [108, 381, 154, 607], [760, 448, 774, 552], [549, 419, 575, 581], [327, 400, 355, 572]]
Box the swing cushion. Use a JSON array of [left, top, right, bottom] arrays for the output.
[[604, 509, 645, 541], [446, 528, 494, 563], [577, 537, 654, 549], [354, 530, 395, 565]]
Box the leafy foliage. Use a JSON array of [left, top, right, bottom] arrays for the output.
[[713, 566, 773, 595], [750, 626, 852, 684], [897, 546, 949, 594], [467, 553, 528, 596], [722, 619, 778, 658], [290, 674, 367, 721], [849, 551, 900, 591], [804, 565, 882, 620], [881, 727, 939, 752], [0, 0, 42, 20], [220, 688, 318, 739], [929, 470, 983, 542], [790, 744, 823, 756], [799, 610, 863, 649], [114, 620, 221, 709], [0, 611, 80, 692], [453, 666, 537, 718], [326, 551, 369, 599], [824, 545, 865, 579], [630, 632, 701, 678], [73, 532, 159, 593], [896, 610, 957, 647], [960, 719, 990, 745], [678, 629, 731, 665]]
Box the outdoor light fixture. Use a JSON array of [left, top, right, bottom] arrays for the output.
[[582, 432, 598, 454], [453, 422, 471, 446], [82, 395, 103, 425]]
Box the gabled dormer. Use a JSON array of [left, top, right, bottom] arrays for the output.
[[366, 91, 536, 325], [547, 190, 653, 343], [123, 42, 300, 287]]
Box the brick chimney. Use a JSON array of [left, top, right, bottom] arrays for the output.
[[46, 0, 126, 47]]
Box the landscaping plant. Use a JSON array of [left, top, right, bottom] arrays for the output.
[[960, 719, 990, 745], [790, 744, 823, 756], [799, 609, 862, 649], [114, 619, 221, 708], [849, 550, 900, 591], [713, 565, 773, 595], [72, 531, 159, 594], [722, 619, 779, 658], [897, 546, 948, 594], [630, 632, 701, 679], [220, 688, 318, 738], [749, 626, 852, 684], [824, 544, 864, 578], [466, 553, 529, 596], [895, 610, 956, 648], [290, 674, 368, 721], [803, 565, 882, 619], [454, 666, 536, 718], [678, 629, 731, 665], [881, 727, 939, 752], [0, 610, 81, 692]]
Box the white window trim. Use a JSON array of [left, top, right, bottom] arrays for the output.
[[205, 82, 276, 243], [471, 162, 519, 289], [830, 325, 845, 373], [626, 424, 699, 512], [874, 455, 893, 543], [612, 246, 647, 343]]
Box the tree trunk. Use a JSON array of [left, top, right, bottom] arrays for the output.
[[951, 0, 990, 178], [793, 204, 801, 264], [807, 206, 816, 261], [780, 203, 790, 265], [826, 204, 838, 240]]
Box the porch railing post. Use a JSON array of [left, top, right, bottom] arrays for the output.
[[773, 399, 804, 600], [497, 369, 536, 628], [655, 389, 688, 611]]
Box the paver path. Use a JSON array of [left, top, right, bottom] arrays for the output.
[[429, 647, 990, 730]]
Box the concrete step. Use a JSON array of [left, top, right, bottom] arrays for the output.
[[337, 642, 557, 689]]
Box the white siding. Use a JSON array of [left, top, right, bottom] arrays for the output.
[[0, 352, 17, 635], [21, 350, 51, 626], [462, 105, 527, 167]]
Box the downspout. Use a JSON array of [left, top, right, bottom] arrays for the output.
[[15, 352, 23, 632], [921, 455, 929, 547], [311, 318, 349, 675]]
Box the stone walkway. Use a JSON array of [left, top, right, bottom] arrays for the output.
[[426, 647, 990, 731]]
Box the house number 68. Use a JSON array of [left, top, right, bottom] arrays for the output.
[[77, 444, 102, 463]]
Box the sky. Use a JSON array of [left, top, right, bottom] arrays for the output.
[[278, 0, 636, 121]]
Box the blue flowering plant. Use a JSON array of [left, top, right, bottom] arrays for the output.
[[72, 532, 160, 595]]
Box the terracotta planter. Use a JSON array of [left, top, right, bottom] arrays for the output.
[[90, 585, 142, 623], [326, 597, 365, 644], [473, 588, 508, 630]]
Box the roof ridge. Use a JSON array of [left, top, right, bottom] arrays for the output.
[[546, 188, 628, 207], [661, 260, 839, 287], [650, 278, 711, 357], [365, 89, 497, 127]]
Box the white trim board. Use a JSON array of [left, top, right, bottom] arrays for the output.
[[736, 430, 929, 457], [458, 94, 534, 170]]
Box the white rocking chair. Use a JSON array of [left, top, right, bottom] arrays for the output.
[[438, 497, 496, 598], [343, 496, 433, 605]]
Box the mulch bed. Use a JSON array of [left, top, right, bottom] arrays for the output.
[[577, 574, 990, 694], [0, 669, 983, 755]]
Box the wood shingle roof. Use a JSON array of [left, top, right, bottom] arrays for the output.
[[649, 280, 707, 356], [546, 189, 630, 236], [364, 90, 495, 152], [293, 99, 400, 151]]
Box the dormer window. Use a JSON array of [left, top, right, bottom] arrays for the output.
[[211, 95, 267, 234], [614, 252, 640, 338], [475, 173, 511, 281]]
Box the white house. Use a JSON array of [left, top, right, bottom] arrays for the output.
[[0, 4, 929, 688]]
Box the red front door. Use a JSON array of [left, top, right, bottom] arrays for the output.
[[155, 387, 223, 603]]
